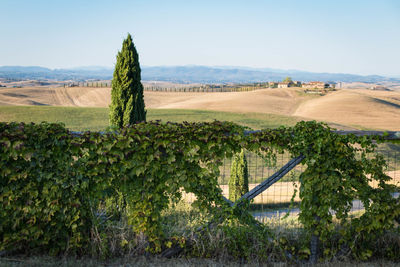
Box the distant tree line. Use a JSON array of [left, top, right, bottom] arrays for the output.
[[143, 83, 270, 92], [63, 81, 305, 92], [63, 81, 111, 88]]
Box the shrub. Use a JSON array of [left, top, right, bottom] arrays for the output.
[[228, 149, 249, 202]]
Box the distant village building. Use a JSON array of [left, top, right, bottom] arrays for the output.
[[302, 81, 329, 89], [269, 80, 337, 90], [371, 85, 388, 91], [277, 82, 290, 88], [268, 82, 278, 88], [292, 81, 301, 87]]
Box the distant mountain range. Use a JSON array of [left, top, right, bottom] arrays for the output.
[[0, 66, 112, 81], [0, 65, 398, 84]]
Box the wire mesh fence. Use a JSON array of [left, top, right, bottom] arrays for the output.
[[222, 151, 303, 225], [183, 142, 400, 224]]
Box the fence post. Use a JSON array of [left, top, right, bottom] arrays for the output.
[[310, 215, 321, 264]]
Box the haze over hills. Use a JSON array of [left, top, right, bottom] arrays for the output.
[[0, 66, 112, 81], [0, 65, 399, 84]]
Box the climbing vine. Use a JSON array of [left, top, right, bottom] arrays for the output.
[[0, 120, 399, 259], [249, 121, 400, 260]]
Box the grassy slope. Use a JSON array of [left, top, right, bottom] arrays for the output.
[[0, 106, 300, 131]]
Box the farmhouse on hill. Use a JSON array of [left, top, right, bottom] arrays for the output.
[[269, 80, 336, 89], [276, 81, 302, 88], [292, 81, 301, 87], [302, 81, 330, 89], [268, 81, 278, 88], [277, 82, 290, 88]]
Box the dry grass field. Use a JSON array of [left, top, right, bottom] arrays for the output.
[[0, 86, 399, 130], [0, 86, 111, 107], [294, 89, 400, 130]]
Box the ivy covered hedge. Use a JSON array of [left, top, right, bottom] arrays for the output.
[[0, 121, 245, 254], [0, 123, 94, 254], [0, 121, 399, 260]]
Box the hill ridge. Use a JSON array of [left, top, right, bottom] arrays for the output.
[[1, 65, 398, 84]]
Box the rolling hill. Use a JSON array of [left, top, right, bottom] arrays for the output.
[[0, 86, 399, 130]]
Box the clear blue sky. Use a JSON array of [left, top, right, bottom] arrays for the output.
[[1, 0, 399, 76]]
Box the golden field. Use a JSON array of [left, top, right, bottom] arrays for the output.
[[0, 86, 399, 130]]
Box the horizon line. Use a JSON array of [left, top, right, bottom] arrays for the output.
[[0, 64, 398, 79]]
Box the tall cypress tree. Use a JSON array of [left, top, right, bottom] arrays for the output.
[[228, 149, 249, 202], [109, 33, 146, 128]]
